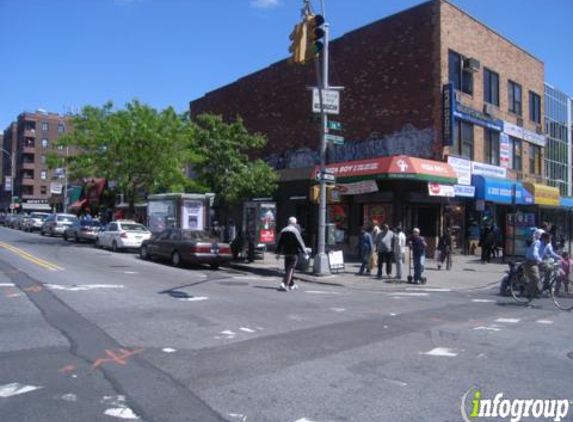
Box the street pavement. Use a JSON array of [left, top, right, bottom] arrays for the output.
[[0, 226, 571, 422]]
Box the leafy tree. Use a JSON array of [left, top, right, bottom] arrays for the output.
[[54, 100, 201, 215], [192, 114, 278, 204]]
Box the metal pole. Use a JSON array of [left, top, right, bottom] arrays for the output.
[[63, 146, 69, 213], [313, 19, 331, 275], [1, 148, 15, 215]]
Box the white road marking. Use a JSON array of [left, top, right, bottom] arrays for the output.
[[536, 320, 554, 324], [0, 382, 43, 398], [477, 353, 487, 359], [496, 318, 520, 324], [330, 308, 346, 313], [389, 313, 398, 316], [239, 327, 256, 333], [162, 348, 177, 353], [0, 283, 15, 287], [47, 284, 125, 292], [471, 299, 496, 303], [123, 271, 138, 275], [6, 293, 24, 298], [178, 297, 209, 302], [229, 413, 248, 421], [389, 292, 430, 297], [104, 408, 140, 420], [294, 418, 335, 422], [221, 330, 236, 336], [406, 288, 451, 292], [61, 393, 77, 402], [423, 347, 458, 357], [473, 326, 501, 332], [305, 290, 342, 295]]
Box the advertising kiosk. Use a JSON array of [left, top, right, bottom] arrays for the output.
[[147, 193, 215, 234]]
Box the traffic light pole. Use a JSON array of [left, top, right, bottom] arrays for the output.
[[313, 20, 331, 276], [1, 148, 15, 215]]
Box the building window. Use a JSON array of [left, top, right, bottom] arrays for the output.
[[57, 144, 64, 150], [484, 129, 500, 166], [454, 120, 474, 160], [40, 170, 47, 180], [448, 50, 473, 95], [41, 139, 49, 148], [41, 154, 47, 164], [508, 80, 522, 116], [41, 186, 47, 195], [57, 123, 65, 133], [529, 91, 541, 124], [511, 137, 522, 171], [529, 144, 542, 175], [483, 68, 499, 106], [42, 122, 49, 131]]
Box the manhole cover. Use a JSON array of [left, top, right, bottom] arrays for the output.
[[567, 351, 573, 360], [217, 281, 249, 287]]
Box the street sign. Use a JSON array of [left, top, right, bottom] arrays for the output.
[[314, 171, 336, 183], [4, 176, 12, 192], [325, 134, 344, 145], [327, 120, 343, 131], [312, 89, 340, 114]]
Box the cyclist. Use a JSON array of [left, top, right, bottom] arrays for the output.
[[523, 235, 542, 298], [540, 232, 562, 288]]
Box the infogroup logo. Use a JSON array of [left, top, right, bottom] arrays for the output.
[[461, 387, 571, 422]]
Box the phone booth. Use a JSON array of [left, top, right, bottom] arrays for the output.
[[147, 193, 215, 234], [243, 201, 277, 260]]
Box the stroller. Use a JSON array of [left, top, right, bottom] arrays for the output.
[[406, 250, 427, 284]]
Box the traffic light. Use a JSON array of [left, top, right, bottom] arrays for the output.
[[305, 14, 325, 62], [288, 22, 307, 65]]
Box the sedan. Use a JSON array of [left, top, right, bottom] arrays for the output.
[[95, 220, 151, 252], [63, 220, 102, 242], [23, 212, 50, 232], [140, 229, 232, 269]]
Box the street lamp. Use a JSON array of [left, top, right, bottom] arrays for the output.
[[1, 147, 15, 215]]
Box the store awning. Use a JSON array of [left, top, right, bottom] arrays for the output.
[[312, 155, 458, 184], [472, 176, 535, 205], [560, 197, 573, 208], [522, 183, 560, 206]]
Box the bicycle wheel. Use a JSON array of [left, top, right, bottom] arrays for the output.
[[510, 271, 532, 304], [551, 281, 573, 311]]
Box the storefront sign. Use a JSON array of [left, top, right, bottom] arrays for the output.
[[50, 182, 63, 195], [427, 183, 455, 197], [473, 175, 513, 204], [503, 121, 547, 147], [447, 156, 472, 185], [338, 180, 378, 195], [560, 197, 573, 208], [258, 204, 276, 243], [471, 161, 507, 179], [454, 185, 475, 198], [442, 83, 455, 146], [499, 133, 511, 168], [515, 183, 534, 205], [454, 102, 503, 131], [523, 183, 560, 206]]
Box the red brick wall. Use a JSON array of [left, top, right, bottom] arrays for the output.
[[190, 1, 440, 158]]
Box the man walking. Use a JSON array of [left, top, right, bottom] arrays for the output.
[[408, 228, 427, 284], [393, 226, 407, 281], [375, 224, 395, 279], [276, 217, 308, 291]]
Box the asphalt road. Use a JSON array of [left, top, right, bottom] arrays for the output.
[[0, 226, 572, 422]]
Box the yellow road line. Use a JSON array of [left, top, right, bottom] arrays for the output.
[[0, 242, 64, 271]]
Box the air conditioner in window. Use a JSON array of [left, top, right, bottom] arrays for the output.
[[463, 58, 481, 72], [483, 103, 496, 117], [516, 117, 524, 127], [535, 125, 543, 134], [454, 91, 463, 102]]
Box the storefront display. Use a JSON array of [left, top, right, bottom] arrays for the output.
[[505, 212, 535, 256], [327, 204, 349, 243], [363, 203, 393, 227]]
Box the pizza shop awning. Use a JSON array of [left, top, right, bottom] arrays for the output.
[[312, 155, 458, 184]]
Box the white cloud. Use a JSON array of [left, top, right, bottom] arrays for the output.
[[250, 0, 281, 9]]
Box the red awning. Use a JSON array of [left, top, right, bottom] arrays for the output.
[[70, 199, 87, 209], [312, 155, 458, 184]]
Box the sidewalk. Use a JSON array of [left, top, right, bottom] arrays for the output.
[[229, 253, 509, 292]]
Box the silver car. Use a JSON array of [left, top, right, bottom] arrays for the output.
[[63, 220, 102, 242], [23, 212, 50, 232], [41, 213, 80, 237]]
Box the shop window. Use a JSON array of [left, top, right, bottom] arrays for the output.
[[529, 144, 542, 175], [529, 91, 541, 124], [511, 137, 522, 171], [484, 129, 500, 166], [453, 120, 474, 160], [483, 68, 499, 106], [448, 50, 473, 95], [508, 80, 522, 116]]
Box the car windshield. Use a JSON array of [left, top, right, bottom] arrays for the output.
[[180, 230, 219, 242], [121, 223, 147, 232], [57, 216, 79, 223], [31, 213, 48, 220]]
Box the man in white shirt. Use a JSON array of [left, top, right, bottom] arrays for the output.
[[393, 226, 407, 281]]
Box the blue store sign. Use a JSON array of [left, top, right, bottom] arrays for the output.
[[473, 176, 534, 205]]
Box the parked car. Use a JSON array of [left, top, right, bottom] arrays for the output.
[[41, 213, 80, 237], [95, 220, 151, 252], [11, 214, 28, 230], [140, 228, 232, 269], [63, 220, 102, 242], [23, 212, 50, 232], [0, 213, 6, 226]]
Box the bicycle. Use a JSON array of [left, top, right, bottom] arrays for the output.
[[510, 261, 573, 311]]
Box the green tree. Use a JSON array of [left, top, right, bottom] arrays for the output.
[[54, 100, 201, 215], [192, 114, 278, 204]]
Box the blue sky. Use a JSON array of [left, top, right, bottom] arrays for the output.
[[0, 0, 571, 127]]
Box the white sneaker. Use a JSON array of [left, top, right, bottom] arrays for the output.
[[279, 282, 287, 291], [289, 283, 298, 291]]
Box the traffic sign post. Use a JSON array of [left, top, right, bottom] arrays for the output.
[[325, 134, 344, 145], [327, 120, 343, 131]]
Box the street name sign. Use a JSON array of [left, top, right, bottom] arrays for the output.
[[325, 134, 344, 145], [327, 120, 343, 131]]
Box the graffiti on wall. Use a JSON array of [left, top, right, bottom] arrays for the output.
[[265, 124, 435, 169]]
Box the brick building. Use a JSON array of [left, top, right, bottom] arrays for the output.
[[190, 0, 554, 256], [1, 110, 72, 212]]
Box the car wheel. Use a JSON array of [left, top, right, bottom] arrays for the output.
[[40, 230, 45, 236], [210, 263, 220, 270], [75, 234, 80, 243], [171, 251, 181, 267], [112, 241, 120, 253], [49, 230, 54, 237], [94, 238, 100, 249], [63, 233, 68, 241], [140, 245, 150, 260]]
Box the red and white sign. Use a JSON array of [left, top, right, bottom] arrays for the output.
[[427, 183, 455, 197]]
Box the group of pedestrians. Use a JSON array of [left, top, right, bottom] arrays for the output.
[[356, 222, 427, 284]]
